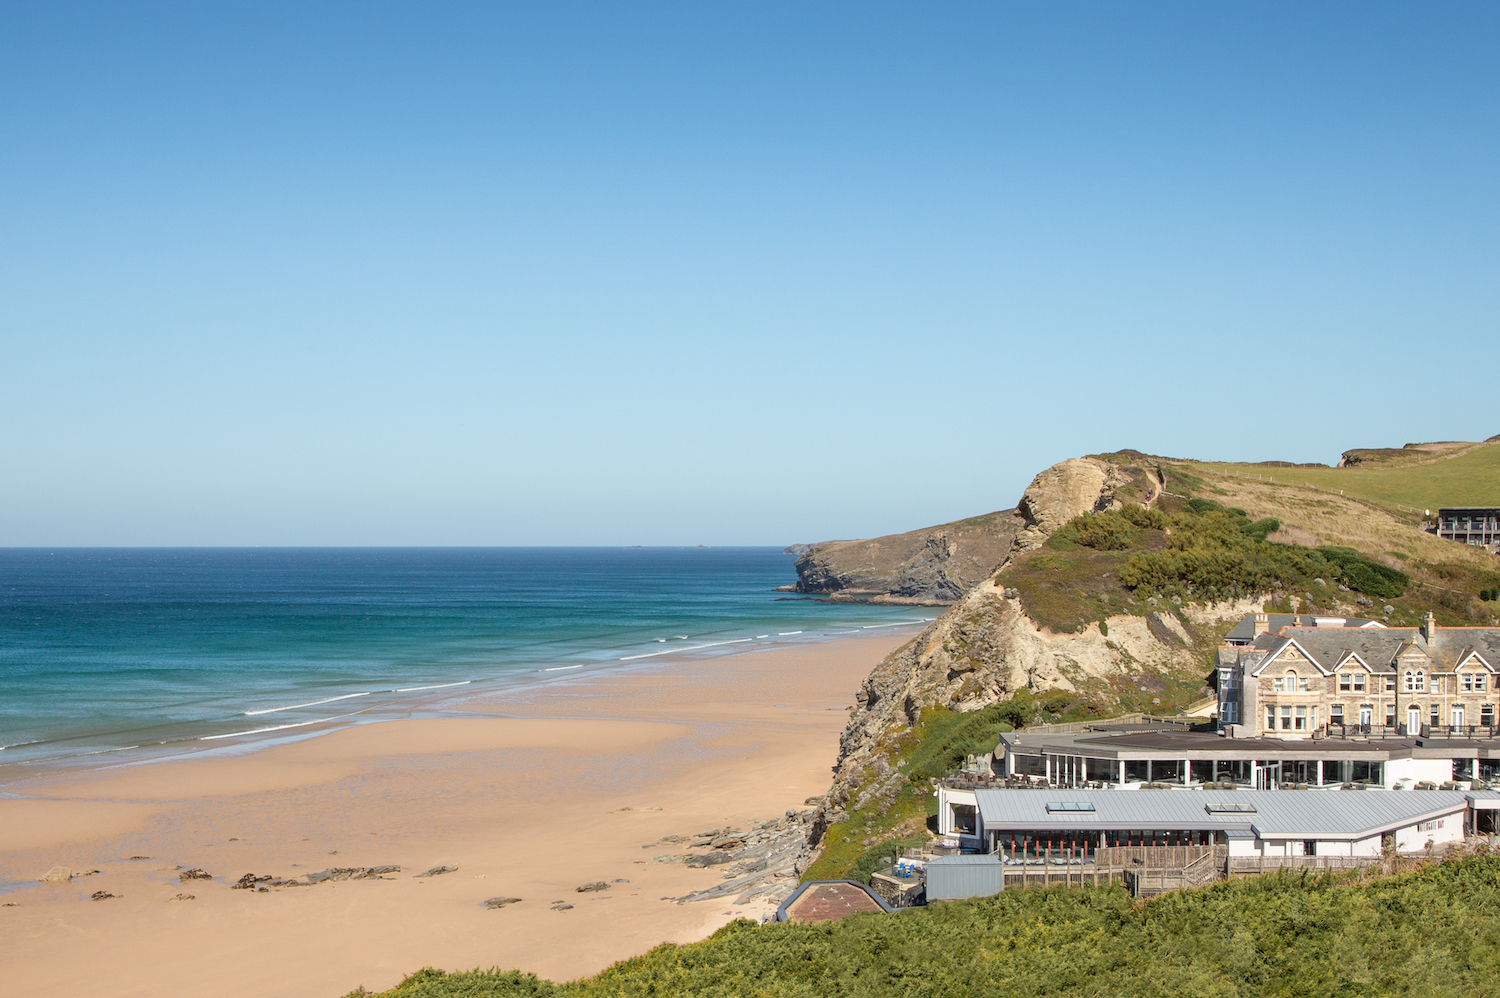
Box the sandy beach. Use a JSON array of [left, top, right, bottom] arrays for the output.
[[0, 631, 908, 998]]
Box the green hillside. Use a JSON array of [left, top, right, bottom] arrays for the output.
[[1195, 440, 1500, 512], [355, 857, 1500, 998]]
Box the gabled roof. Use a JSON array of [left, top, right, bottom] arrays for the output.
[[1457, 649, 1498, 672], [1249, 635, 1335, 676], [1332, 650, 1376, 672]]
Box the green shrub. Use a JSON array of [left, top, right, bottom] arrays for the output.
[[1051, 511, 1139, 551], [359, 858, 1500, 998], [903, 705, 1008, 781]]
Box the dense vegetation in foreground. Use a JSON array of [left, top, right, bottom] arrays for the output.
[[354, 857, 1500, 997]]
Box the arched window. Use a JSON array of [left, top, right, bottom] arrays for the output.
[[1405, 670, 1425, 693]]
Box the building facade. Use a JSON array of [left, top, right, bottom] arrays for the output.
[[1433, 507, 1500, 551], [1220, 613, 1500, 739]]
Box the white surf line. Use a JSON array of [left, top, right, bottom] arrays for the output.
[[393, 681, 472, 692], [860, 620, 928, 629], [777, 631, 803, 636], [201, 717, 335, 740], [619, 637, 753, 661], [541, 664, 585, 672], [755, 634, 769, 639], [244, 691, 372, 716]]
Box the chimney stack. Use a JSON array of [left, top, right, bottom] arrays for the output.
[[1253, 613, 1269, 636], [1423, 611, 1437, 644]]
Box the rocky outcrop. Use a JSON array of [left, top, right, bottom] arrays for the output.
[[785, 511, 1023, 605], [1013, 458, 1135, 552], [652, 811, 820, 908]]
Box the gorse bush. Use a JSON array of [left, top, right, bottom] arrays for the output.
[[1045, 497, 1406, 602], [358, 857, 1500, 998]]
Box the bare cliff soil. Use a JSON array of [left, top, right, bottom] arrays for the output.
[[785, 511, 1023, 604], [803, 443, 1500, 881]]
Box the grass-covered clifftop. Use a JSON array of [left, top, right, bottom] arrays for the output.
[[353, 856, 1500, 998], [1197, 436, 1500, 511], [1003, 450, 1500, 637]]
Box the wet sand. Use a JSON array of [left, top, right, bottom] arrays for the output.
[[0, 632, 908, 998]]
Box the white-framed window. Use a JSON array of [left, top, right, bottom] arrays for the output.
[[1483, 704, 1495, 727], [1274, 678, 1284, 692], [1431, 704, 1441, 727], [1463, 673, 1488, 693], [1385, 676, 1397, 692], [1353, 674, 1366, 692], [1339, 674, 1351, 692], [1222, 702, 1238, 723], [1280, 705, 1293, 730], [1478, 674, 1488, 693], [1405, 671, 1425, 693], [1331, 703, 1345, 722], [1294, 705, 1309, 731], [1266, 706, 1276, 732]]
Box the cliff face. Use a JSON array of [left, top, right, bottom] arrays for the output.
[[813, 455, 1238, 822], [786, 511, 1023, 605]]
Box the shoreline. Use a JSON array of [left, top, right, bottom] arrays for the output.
[[0, 630, 912, 998], [0, 614, 936, 777]]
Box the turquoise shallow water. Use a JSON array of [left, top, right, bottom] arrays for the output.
[[0, 548, 930, 766]]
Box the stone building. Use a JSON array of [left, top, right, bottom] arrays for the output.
[[1219, 613, 1500, 738]]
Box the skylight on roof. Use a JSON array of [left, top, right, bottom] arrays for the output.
[[1045, 802, 1096, 812], [1205, 802, 1257, 814]]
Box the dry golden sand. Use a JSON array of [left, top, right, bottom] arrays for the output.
[[0, 632, 909, 998]]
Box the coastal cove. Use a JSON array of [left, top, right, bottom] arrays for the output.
[[0, 632, 913, 998]]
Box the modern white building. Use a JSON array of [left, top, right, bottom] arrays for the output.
[[963, 788, 1489, 860]]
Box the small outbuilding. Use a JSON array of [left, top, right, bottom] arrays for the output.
[[772, 880, 892, 923]]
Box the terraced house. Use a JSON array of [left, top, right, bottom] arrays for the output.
[[1220, 613, 1500, 740]]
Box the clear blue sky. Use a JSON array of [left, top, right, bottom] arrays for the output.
[[3, 2, 1496, 546]]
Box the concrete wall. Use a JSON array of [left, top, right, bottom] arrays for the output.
[[1385, 758, 1452, 787], [1395, 810, 1465, 852], [936, 787, 977, 837]]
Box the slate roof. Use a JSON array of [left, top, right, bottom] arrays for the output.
[[1225, 614, 1381, 643], [973, 789, 1497, 840], [1243, 625, 1500, 675]]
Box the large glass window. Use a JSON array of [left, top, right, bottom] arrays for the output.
[[1125, 759, 1149, 783], [1405, 671, 1426, 692], [1149, 759, 1183, 784]]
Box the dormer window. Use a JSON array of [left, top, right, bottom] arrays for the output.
[[1353, 674, 1365, 692], [1405, 670, 1425, 693], [1463, 673, 1488, 693], [1339, 674, 1351, 692]]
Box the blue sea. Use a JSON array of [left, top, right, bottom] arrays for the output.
[[0, 548, 931, 769]]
